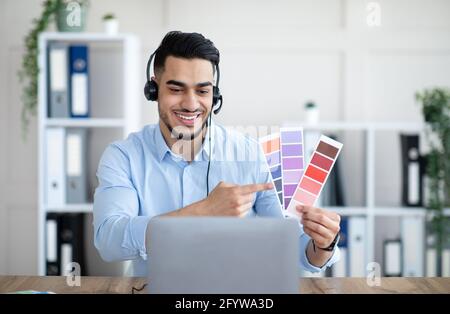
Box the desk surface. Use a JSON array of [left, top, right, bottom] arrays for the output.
[[0, 276, 449, 294]]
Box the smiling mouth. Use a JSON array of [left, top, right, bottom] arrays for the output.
[[173, 111, 202, 125]]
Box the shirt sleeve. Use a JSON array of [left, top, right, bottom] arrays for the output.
[[253, 144, 340, 273], [93, 144, 151, 263]]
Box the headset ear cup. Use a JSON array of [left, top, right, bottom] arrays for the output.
[[212, 86, 219, 106], [213, 95, 223, 115], [144, 80, 158, 101], [212, 86, 222, 115], [144, 81, 151, 100]]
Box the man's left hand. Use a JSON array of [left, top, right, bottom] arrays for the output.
[[297, 205, 340, 249]]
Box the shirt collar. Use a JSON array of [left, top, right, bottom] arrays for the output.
[[154, 120, 215, 163]]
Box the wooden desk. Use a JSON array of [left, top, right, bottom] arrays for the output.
[[0, 276, 449, 294]]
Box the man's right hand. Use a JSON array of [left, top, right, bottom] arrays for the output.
[[202, 181, 274, 217]]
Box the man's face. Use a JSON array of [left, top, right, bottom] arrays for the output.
[[155, 56, 214, 140]]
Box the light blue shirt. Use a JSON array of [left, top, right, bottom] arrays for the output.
[[93, 121, 339, 276]]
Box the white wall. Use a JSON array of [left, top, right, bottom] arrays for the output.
[[0, 0, 449, 275]]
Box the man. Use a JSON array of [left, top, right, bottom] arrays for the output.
[[93, 31, 341, 276]]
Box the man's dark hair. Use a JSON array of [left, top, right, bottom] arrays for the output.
[[153, 31, 220, 76]]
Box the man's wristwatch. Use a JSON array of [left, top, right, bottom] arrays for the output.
[[312, 233, 340, 252]]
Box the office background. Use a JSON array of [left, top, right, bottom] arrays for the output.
[[0, 0, 449, 276]]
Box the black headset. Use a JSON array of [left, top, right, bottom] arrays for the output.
[[144, 51, 223, 114], [144, 50, 223, 196]]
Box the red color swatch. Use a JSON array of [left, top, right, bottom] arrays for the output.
[[293, 189, 316, 206], [310, 153, 333, 171], [299, 176, 322, 195], [304, 165, 327, 183]]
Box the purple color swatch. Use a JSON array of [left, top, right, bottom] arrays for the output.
[[283, 170, 304, 183], [280, 128, 304, 209], [281, 131, 303, 143], [282, 144, 303, 156], [266, 151, 280, 167], [282, 157, 303, 170]]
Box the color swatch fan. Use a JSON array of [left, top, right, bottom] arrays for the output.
[[286, 135, 343, 218], [280, 127, 305, 210], [259, 134, 283, 206]]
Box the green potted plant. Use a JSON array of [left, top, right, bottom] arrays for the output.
[[18, 0, 58, 139], [102, 13, 119, 35], [18, 0, 89, 139], [416, 87, 450, 276]]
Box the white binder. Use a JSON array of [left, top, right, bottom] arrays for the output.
[[48, 43, 69, 118], [65, 128, 88, 203], [61, 243, 73, 276], [45, 127, 66, 207], [401, 216, 425, 277], [46, 218, 57, 263], [442, 248, 450, 277], [384, 240, 402, 276], [426, 248, 437, 277], [349, 217, 366, 277]]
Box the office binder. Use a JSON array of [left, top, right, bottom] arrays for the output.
[[48, 42, 69, 118], [45, 127, 66, 207], [59, 214, 86, 276], [60, 243, 73, 276], [349, 217, 366, 277], [332, 217, 348, 277], [69, 45, 90, 117], [400, 134, 424, 207], [383, 239, 402, 277], [401, 217, 425, 276], [65, 128, 88, 204], [442, 247, 450, 277], [426, 248, 437, 277], [46, 213, 60, 275], [425, 233, 437, 276]]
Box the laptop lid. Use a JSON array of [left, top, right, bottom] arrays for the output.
[[146, 217, 299, 294]]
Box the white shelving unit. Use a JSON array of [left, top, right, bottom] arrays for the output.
[[45, 118, 126, 128], [37, 32, 141, 276], [284, 121, 450, 277]]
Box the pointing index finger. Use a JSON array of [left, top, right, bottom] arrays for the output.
[[239, 183, 274, 194]]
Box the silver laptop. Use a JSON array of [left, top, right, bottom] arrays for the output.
[[146, 217, 299, 294]]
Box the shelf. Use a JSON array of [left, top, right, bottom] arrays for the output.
[[44, 205, 450, 216], [282, 121, 424, 131], [373, 207, 427, 217], [46, 203, 93, 214], [324, 207, 368, 216], [40, 32, 136, 43], [45, 118, 125, 128], [37, 32, 142, 275], [324, 206, 450, 217]]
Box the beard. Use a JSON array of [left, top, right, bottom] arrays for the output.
[[158, 104, 209, 141]]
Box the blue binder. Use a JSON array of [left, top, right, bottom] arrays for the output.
[[69, 45, 90, 118]]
